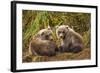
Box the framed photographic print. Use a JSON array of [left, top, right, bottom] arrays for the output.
[[11, 1, 98, 72]]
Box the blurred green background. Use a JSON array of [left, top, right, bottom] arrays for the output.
[[22, 10, 91, 62]]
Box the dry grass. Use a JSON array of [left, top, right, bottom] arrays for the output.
[[23, 48, 91, 63]]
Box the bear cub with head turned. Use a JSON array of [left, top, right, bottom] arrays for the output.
[[29, 27, 57, 57], [56, 25, 84, 53]]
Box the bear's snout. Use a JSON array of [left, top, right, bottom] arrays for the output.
[[59, 33, 65, 39]]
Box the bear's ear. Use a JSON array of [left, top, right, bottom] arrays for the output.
[[34, 33, 41, 38], [65, 25, 69, 29], [47, 26, 51, 30], [55, 25, 59, 29]]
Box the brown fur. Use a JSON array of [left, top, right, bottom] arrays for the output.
[[56, 25, 84, 53], [29, 28, 57, 56]]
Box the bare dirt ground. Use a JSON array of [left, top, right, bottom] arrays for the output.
[[23, 48, 91, 63]]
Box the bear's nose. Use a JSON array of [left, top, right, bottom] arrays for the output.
[[59, 34, 63, 38]]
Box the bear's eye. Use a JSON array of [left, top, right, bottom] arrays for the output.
[[58, 31, 65, 34], [41, 32, 44, 36], [58, 31, 61, 34], [62, 31, 65, 33]]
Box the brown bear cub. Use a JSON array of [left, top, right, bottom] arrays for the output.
[[56, 25, 84, 53], [29, 27, 57, 57]]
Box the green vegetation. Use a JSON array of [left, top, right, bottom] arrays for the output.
[[22, 10, 91, 62]]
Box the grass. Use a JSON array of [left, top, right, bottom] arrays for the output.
[[22, 10, 91, 63]]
